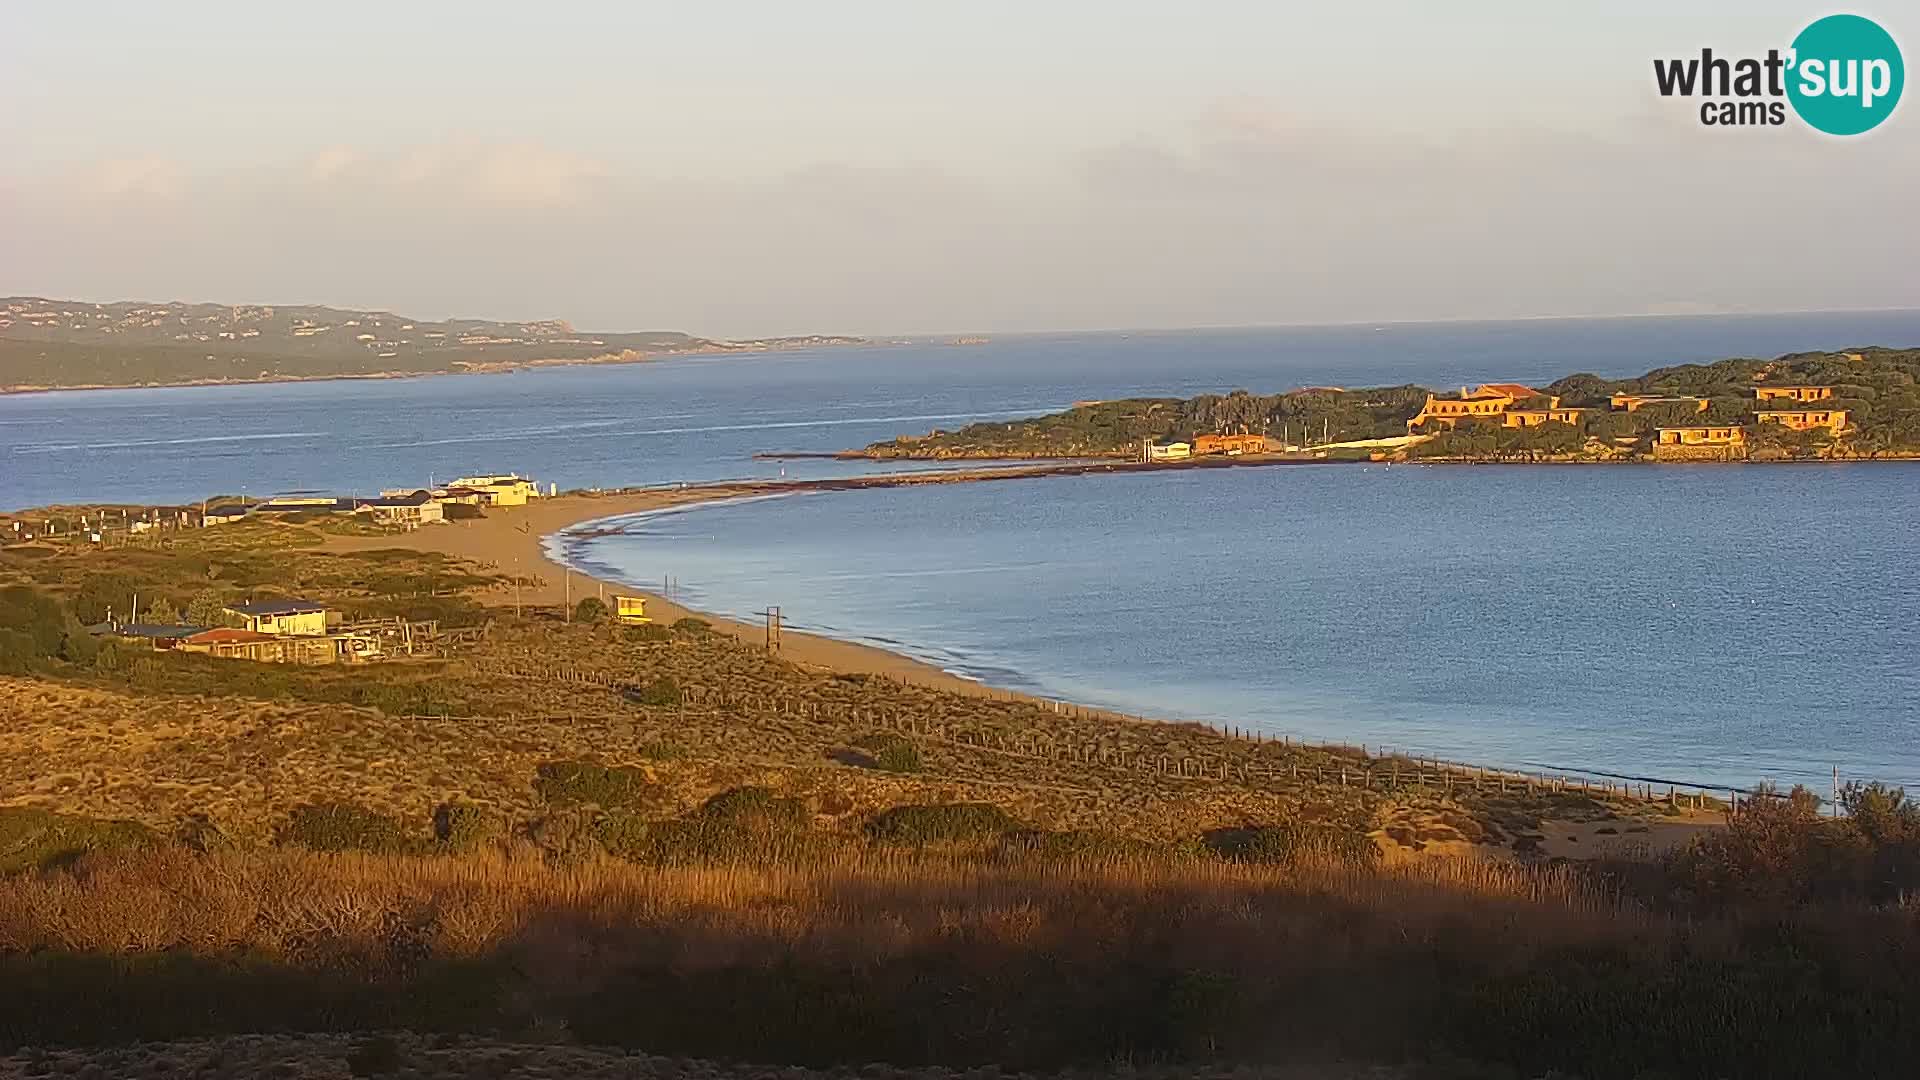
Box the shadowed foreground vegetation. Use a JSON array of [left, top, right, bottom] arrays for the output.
[[2, 837, 1920, 1079]]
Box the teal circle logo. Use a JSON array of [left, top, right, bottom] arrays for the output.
[[1787, 14, 1904, 135]]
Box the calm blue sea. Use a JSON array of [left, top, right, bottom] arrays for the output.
[[7, 311, 1920, 790], [564, 464, 1920, 792]]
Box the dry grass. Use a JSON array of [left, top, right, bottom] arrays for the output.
[[3, 843, 1915, 1076], [0, 1033, 1423, 1080], [0, 609, 1692, 854]]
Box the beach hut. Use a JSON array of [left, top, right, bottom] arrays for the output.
[[613, 595, 650, 625]]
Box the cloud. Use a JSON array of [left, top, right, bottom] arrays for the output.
[[3, 122, 1917, 337], [75, 155, 187, 199]]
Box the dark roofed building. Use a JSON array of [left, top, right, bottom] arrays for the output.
[[102, 623, 207, 648], [355, 489, 444, 526]]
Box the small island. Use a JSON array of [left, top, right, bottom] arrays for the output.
[[855, 347, 1920, 463]]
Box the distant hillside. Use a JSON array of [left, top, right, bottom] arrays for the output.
[[861, 346, 1920, 460], [0, 297, 864, 392]]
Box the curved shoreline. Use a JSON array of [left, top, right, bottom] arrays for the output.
[[318, 473, 1111, 701]]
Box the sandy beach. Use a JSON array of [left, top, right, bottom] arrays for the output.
[[319, 475, 1066, 699]]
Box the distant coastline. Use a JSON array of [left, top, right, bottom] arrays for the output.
[[0, 294, 867, 395], [0, 340, 867, 397]]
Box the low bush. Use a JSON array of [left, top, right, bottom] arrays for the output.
[[1201, 823, 1378, 866], [431, 802, 503, 852], [630, 676, 682, 707], [622, 624, 673, 643], [866, 803, 1021, 845], [850, 733, 924, 773], [598, 787, 814, 864], [0, 808, 154, 873], [532, 761, 654, 810], [572, 597, 608, 623], [671, 617, 710, 634], [275, 802, 416, 854]]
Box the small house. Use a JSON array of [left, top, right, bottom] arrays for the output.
[[1146, 440, 1191, 462], [614, 595, 651, 625], [1652, 425, 1746, 461], [1610, 393, 1709, 413], [445, 474, 540, 507], [1192, 433, 1271, 456], [355, 490, 444, 526], [1753, 385, 1835, 403], [224, 599, 331, 637], [1755, 409, 1849, 433], [1502, 407, 1590, 428]]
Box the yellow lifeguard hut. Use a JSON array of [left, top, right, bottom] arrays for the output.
[[613, 595, 651, 625]]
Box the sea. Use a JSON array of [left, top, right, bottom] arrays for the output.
[[6, 311, 1920, 791]]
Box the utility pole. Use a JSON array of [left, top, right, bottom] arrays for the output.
[[564, 568, 572, 622], [760, 606, 782, 652]]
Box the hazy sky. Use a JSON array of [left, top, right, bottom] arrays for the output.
[[3, 2, 1915, 337]]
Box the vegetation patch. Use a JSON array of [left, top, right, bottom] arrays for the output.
[[531, 761, 655, 810], [0, 808, 154, 873], [275, 802, 417, 854], [848, 732, 925, 773], [1202, 823, 1379, 865], [866, 802, 1021, 845]]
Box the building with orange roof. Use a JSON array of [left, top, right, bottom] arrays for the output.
[[1651, 425, 1746, 461], [1406, 383, 1551, 432], [1755, 409, 1849, 433], [1753, 385, 1835, 403], [1610, 393, 1709, 413], [1191, 433, 1271, 456]]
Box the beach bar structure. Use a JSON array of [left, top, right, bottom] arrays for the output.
[[614, 595, 651, 624]]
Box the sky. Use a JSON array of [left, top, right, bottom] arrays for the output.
[[3, 1, 1915, 337]]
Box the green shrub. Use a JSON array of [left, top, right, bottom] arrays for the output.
[[533, 761, 654, 809], [0, 807, 155, 873], [185, 588, 230, 627], [598, 787, 814, 863], [866, 803, 1021, 845], [432, 802, 503, 852], [631, 676, 682, 707], [68, 574, 136, 625], [90, 640, 123, 672], [275, 802, 415, 854], [622, 624, 672, 643], [671, 617, 710, 634], [850, 733, 924, 773], [573, 596, 609, 623], [1201, 824, 1378, 866], [699, 786, 808, 830], [0, 629, 40, 675], [0, 586, 66, 650]]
